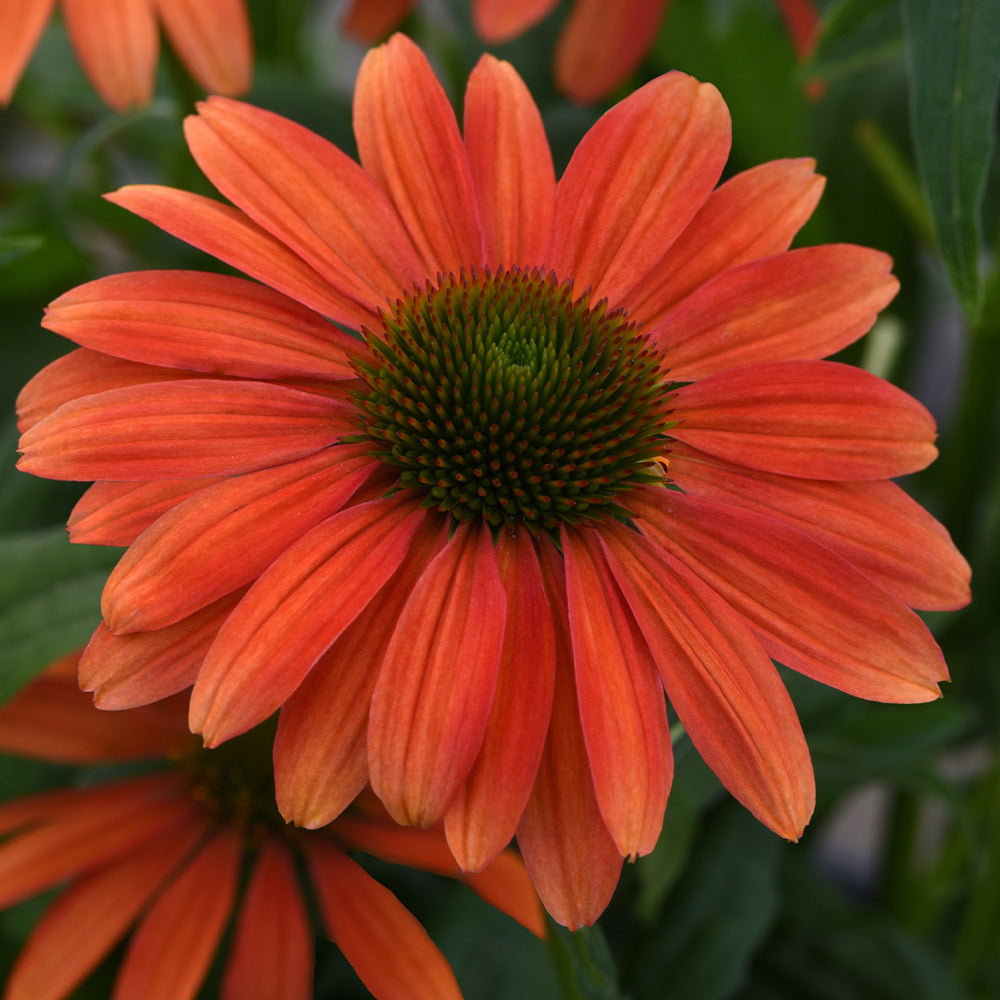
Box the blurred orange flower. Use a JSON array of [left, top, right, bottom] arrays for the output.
[[17, 35, 968, 927], [342, 0, 820, 102], [0, 653, 543, 1000], [0, 0, 252, 110]]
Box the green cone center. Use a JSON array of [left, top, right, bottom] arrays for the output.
[[356, 266, 673, 531]]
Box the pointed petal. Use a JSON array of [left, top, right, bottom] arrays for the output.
[[354, 33, 483, 274], [547, 72, 730, 307], [671, 360, 939, 480], [774, 0, 821, 59], [4, 821, 209, 1000], [191, 495, 427, 745], [69, 478, 220, 547], [275, 514, 447, 829], [341, 0, 416, 41], [113, 826, 242, 1000], [369, 521, 506, 827], [18, 378, 353, 482], [562, 525, 672, 858], [630, 159, 825, 324], [632, 487, 949, 702], [307, 840, 463, 1000], [102, 446, 380, 633], [669, 443, 971, 611], [445, 529, 555, 871], [554, 0, 668, 103], [80, 591, 245, 709], [600, 520, 814, 839], [515, 539, 623, 928], [221, 838, 312, 1000], [464, 54, 555, 268], [0, 0, 57, 103], [44, 270, 362, 381], [472, 0, 558, 41], [157, 0, 252, 96], [62, 0, 158, 110], [186, 97, 425, 322], [651, 245, 898, 379]]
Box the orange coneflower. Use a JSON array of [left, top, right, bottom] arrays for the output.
[[0, 0, 252, 111], [0, 653, 543, 1000], [342, 0, 820, 103], [17, 35, 968, 927]]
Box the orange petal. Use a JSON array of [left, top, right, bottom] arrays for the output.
[[515, 539, 623, 928], [341, 0, 416, 42], [191, 495, 427, 745], [669, 442, 971, 611], [547, 71, 729, 308], [773, 0, 820, 60], [562, 525, 672, 858], [102, 445, 380, 633], [69, 478, 220, 547], [554, 0, 668, 103], [44, 270, 362, 381], [463, 54, 555, 268], [80, 591, 245, 709], [18, 378, 352, 482], [472, 0, 558, 41], [354, 33, 483, 275], [631, 158, 825, 324], [0, 0, 57, 103], [306, 840, 463, 1000], [600, 520, 814, 840], [221, 838, 312, 1000], [671, 360, 938, 480], [650, 245, 899, 379], [368, 521, 506, 827], [157, 0, 252, 96], [632, 487, 949, 702], [113, 825, 242, 1000], [275, 513, 446, 829], [4, 820, 210, 1000], [106, 187, 368, 326], [62, 0, 158, 110], [186, 97, 424, 322], [445, 529, 555, 871]]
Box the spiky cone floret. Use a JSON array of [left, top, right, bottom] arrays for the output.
[[16, 35, 970, 927]]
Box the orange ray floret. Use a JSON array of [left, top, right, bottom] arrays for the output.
[[16, 35, 969, 928]]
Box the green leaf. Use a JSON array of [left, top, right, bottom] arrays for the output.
[[545, 917, 625, 1000], [808, 0, 902, 83], [0, 236, 44, 268], [903, 0, 1000, 320], [0, 527, 119, 704]]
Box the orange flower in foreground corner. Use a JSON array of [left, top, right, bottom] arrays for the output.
[[0, 654, 543, 1000], [17, 34, 969, 927], [0, 0, 252, 110], [342, 0, 820, 103]]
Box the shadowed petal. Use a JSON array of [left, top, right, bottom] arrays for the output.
[[547, 71, 730, 307], [158, 0, 252, 96], [464, 54, 555, 268], [355, 34, 483, 274], [306, 841, 463, 1000], [341, 0, 416, 41], [369, 521, 506, 827], [113, 826, 242, 1000], [102, 445, 380, 633], [631, 159, 825, 324], [472, 0, 557, 41], [562, 525, 672, 858], [62, 0, 157, 110], [43, 270, 363, 381], [669, 443, 971, 610], [671, 360, 938, 480], [632, 487, 949, 702], [651, 246, 899, 379], [221, 839, 312, 1000], [191, 495, 427, 745], [445, 528, 556, 871], [600, 520, 814, 839], [18, 379, 353, 482], [0, 0, 57, 103]]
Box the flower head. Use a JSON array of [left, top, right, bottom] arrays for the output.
[[17, 35, 969, 926], [0, 653, 543, 1000], [0, 0, 252, 110]]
